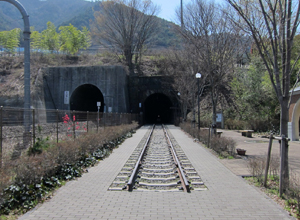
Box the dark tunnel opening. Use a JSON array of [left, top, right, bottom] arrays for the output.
[[70, 84, 104, 112], [144, 93, 173, 124]]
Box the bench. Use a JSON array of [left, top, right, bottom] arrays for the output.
[[240, 130, 254, 138], [216, 131, 223, 138]]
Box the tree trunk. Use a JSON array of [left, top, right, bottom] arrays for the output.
[[125, 49, 134, 75], [211, 89, 217, 135], [183, 101, 188, 121], [280, 98, 289, 189]]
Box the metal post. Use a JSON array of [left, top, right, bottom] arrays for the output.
[[208, 128, 211, 148], [23, 18, 31, 133], [0, 106, 3, 168], [103, 113, 106, 128], [56, 109, 59, 143], [279, 135, 286, 197], [192, 90, 195, 128], [97, 102, 101, 132], [73, 110, 75, 139], [264, 133, 273, 187], [87, 111, 89, 133], [180, 0, 183, 28], [197, 77, 200, 130], [1, 0, 31, 132], [32, 108, 35, 146], [97, 109, 99, 133]]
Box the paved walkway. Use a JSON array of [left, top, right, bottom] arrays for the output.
[[19, 126, 293, 220], [219, 129, 300, 177]]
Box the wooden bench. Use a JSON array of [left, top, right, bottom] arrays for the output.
[[240, 130, 254, 138]]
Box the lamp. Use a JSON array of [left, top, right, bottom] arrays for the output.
[[196, 73, 201, 130]]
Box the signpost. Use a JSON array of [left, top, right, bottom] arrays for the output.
[[97, 102, 101, 132], [64, 91, 69, 104], [216, 112, 224, 129]]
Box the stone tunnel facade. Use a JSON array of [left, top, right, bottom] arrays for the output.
[[36, 66, 130, 113], [33, 65, 179, 124]]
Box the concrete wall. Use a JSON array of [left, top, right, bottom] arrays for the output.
[[31, 66, 179, 124], [128, 75, 177, 113], [36, 66, 129, 113]]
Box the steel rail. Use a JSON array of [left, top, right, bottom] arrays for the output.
[[127, 124, 155, 191], [162, 124, 190, 193]]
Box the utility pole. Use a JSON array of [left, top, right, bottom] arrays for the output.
[[1, 0, 31, 133], [181, 0, 184, 28]]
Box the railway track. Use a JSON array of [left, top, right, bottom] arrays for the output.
[[108, 125, 206, 192]]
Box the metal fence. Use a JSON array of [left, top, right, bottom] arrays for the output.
[[0, 106, 139, 163]]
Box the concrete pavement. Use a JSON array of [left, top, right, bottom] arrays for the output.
[[219, 129, 300, 177], [19, 125, 294, 220]]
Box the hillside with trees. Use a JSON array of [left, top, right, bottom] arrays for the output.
[[0, 0, 92, 31], [61, 1, 180, 49], [0, 0, 180, 49]]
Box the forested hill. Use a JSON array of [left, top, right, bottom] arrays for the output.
[[0, 0, 180, 48], [60, 3, 180, 48], [0, 0, 93, 31]]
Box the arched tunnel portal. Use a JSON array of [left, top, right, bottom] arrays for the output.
[[144, 93, 173, 124], [70, 84, 104, 112]]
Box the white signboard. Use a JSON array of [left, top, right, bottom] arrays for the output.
[[97, 102, 101, 107], [216, 113, 223, 122], [64, 91, 69, 104]]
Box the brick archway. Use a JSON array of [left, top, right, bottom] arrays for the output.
[[288, 88, 300, 141]]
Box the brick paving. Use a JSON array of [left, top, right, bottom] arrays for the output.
[[19, 125, 294, 220]]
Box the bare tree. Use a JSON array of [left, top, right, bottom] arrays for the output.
[[226, 0, 300, 192], [178, 0, 245, 132], [92, 0, 159, 75], [162, 47, 199, 122]]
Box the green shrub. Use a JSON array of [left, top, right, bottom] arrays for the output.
[[27, 126, 52, 156], [210, 137, 236, 156], [247, 156, 280, 184], [0, 122, 138, 216], [27, 137, 51, 156], [179, 122, 236, 157]]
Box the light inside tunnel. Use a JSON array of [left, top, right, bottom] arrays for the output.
[[144, 93, 173, 124], [70, 84, 104, 112]]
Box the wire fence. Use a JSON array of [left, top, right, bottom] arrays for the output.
[[0, 107, 139, 164]]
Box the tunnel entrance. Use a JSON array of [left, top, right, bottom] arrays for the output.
[[70, 84, 104, 112], [144, 93, 173, 124]]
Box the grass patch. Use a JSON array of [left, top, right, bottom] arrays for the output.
[[245, 175, 300, 219]]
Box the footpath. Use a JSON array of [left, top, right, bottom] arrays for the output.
[[19, 125, 294, 220], [219, 129, 300, 178]]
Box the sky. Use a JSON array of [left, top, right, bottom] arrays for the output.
[[151, 0, 225, 22]]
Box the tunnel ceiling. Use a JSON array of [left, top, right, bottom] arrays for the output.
[[144, 93, 173, 124], [70, 84, 104, 112]]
